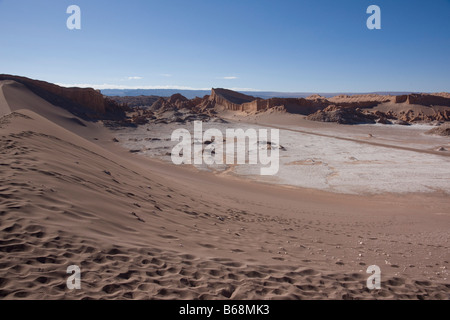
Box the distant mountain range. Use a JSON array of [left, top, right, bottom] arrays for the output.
[[101, 89, 417, 100]]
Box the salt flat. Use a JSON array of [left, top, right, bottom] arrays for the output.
[[113, 120, 450, 195]]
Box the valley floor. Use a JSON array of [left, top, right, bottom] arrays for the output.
[[1, 109, 449, 299]]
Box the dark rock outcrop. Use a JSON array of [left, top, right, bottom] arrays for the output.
[[307, 105, 377, 124], [108, 95, 159, 108]]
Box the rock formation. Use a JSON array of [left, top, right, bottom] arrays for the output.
[[399, 94, 450, 107], [112, 87, 450, 126], [209, 88, 257, 111], [209, 88, 325, 115], [108, 95, 160, 108], [2, 74, 448, 125], [328, 94, 394, 108], [0, 74, 126, 120], [306, 105, 377, 124]]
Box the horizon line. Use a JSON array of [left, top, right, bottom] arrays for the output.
[[56, 83, 440, 95]]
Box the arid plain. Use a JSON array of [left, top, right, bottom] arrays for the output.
[[1, 76, 449, 300]]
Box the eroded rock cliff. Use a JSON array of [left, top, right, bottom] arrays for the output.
[[0, 74, 126, 120]]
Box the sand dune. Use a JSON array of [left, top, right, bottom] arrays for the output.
[[0, 81, 449, 300]]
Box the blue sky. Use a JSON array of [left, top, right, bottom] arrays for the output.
[[0, 0, 449, 92]]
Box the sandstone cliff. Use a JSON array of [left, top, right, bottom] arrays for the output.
[[402, 94, 450, 107], [209, 88, 326, 115], [0, 74, 126, 120], [209, 88, 256, 111], [208, 88, 450, 123], [328, 94, 394, 108]]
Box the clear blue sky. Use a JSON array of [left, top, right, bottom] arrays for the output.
[[1, 0, 449, 92]]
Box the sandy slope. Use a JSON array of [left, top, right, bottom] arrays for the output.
[[0, 81, 449, 299]]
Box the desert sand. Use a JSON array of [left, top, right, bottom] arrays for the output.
[[0, 80, 449, 300]]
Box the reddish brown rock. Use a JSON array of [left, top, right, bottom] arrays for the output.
[[210, 88, 326, 115], [0, 74, 126, 120], [405, 94, 450, 107]]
